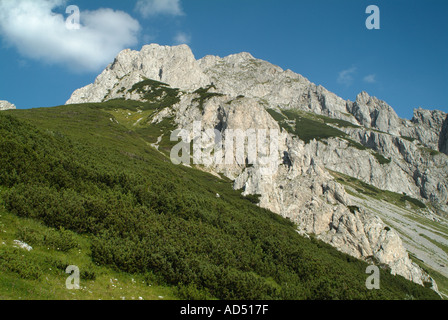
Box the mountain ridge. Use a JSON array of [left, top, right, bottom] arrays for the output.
[[66, 44, 448, 156]]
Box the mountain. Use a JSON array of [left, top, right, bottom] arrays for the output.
[[66, 44, 448, 216], [66, 44, 448, 295], [1, 44, 446, 300], [1, 102, 440, 300]]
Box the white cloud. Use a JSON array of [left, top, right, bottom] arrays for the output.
[[136, 0, 184, 18], [363, 74, 376, 83], [173, 32, 190, 45], [337, 67, 357, 87], [0, 0, 141, 72]]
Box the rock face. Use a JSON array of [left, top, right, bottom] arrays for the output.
[[440, 117, 448, 155], [66, 44, 447, 290], [400, 108, 448, 153], [318, 126, 448, 214], [174, 94, 436, 288], [66, 44, 210, 104], [346, 92, 404, 135], [0, 100, 16, 111], [198, 52, 354, 122]]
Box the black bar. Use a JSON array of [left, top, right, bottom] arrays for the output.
[[0, 300, 444, 318]]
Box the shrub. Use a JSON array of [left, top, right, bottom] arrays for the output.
[[0, 248, 43, 280], [16, 225, 78, 252]]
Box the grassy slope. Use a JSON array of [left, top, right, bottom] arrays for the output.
[[0, 208, 175, 300], [0, 100, 440, 300]]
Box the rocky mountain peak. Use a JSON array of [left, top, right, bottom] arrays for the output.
[[348, 91, 402, 135], [221, 51, 256, 64], [412, 107, 447, 127], [66, 43, 210, 104], [355, 91, 371, 103]]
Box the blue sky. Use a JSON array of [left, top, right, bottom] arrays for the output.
[[0, 0, 447, 119]]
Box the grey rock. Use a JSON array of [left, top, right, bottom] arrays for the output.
[[347, 91, 403, 135], [173, 93, 436, 287], [199, 52, 356, 123], [66, 44, 210, 104], [335, 126, 448, 214], [400, 108, 448, 154], [13, 240, 32, 251], [438, 114, 448, 155]]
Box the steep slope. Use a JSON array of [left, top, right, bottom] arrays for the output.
[[65, 44, 448, 291], [1, 106, 440, 299], [67, 45, 448, 214]]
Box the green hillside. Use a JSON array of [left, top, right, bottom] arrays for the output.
[[0, 101, 440, 300]]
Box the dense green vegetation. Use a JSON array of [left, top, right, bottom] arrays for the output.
[[266, 108, 362, 144], [0, 102, 440, 300], [401, 136, 417, 143], [0, 209, 176, 300], [271, 109, 348, 143], [312, 113, 360, 129], [373, 152, 392, 165], [127, 77, 181, 109], [193, 85, 224, 112], [409, 253, 448, 298], [61, 98, 178, 154], [420, 147, 441, 157]]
